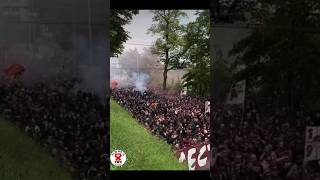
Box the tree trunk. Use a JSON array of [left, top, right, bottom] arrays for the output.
[[163, 50, 169, 90], [163, 68, 168, 90], [163, 13, 170, 91]]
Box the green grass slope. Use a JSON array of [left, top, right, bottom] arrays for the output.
[[0, 118, 72, 180], [110, 99, 187, 170]]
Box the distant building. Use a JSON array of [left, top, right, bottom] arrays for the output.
[[0, 0, 34, 68]]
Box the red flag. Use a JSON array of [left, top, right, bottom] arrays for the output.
[[4, 64, 25, 79], [111, 80, 118, 89]]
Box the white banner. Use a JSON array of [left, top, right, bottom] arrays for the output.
[[205, 101, 210, 113], [181, 87, 187, 95], [226, 80, 246, 105], [304, 126, 320, 161], [176, 143, 210, 170]]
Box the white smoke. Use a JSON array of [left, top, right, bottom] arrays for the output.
[[130, 72, 149, 92], [110, 48, 158, 92]]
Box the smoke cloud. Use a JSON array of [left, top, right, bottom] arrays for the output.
[[110, 48, 162, 92], [0, 0, 109, 103], [75, 34, 107, 99], [0, 27, 107, 100], [130, 72, 149, 92]]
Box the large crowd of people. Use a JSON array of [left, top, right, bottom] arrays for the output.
[[0, 79, 108, 180], [4, 78, 320, 179], [212, 102, 320, 180], [111, 87, 210, 150]]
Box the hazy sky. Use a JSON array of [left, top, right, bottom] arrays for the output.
[[122, 10, 200, 54]]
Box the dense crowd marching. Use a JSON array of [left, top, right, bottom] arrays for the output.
[[0, 79, 108, 180], [212, 102, 320, 180], [111, 87, 210, 150], [3, 78, 320, 179]]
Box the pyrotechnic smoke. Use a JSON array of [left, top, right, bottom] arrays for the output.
[[75, 35, 107, 99], [110, 48, 162, 92], [0, 31, 107, 100], [0, 0, 108, 101], [130, 72, 149, 92]]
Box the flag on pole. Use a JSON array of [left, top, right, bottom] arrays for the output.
[[304, 126, 320, 161], [226, 80, 246, 105], [181, 82, 188, 95], [4, 63, 25, 79], [205, 101, 210, 113]]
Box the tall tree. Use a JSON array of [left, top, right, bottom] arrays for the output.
[[230, 0, 320, 116], [182, 10, 211, 97], [211, 0, 256, 24], [110, 10, 138, 57], [148, 10, 187, 90]]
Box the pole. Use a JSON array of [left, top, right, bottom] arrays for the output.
[[222, 81, 234, 115], [240, 80, 246, 136], [28, 0, 35, 52], [72, 0, 77, 78], [137, 53, 139, 80], [31, 0, 36, 81], [136, 54, 138, 73], [87, 0, 93, 64], [1, 46, 5, 68]]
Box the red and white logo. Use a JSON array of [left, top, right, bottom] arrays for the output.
[[110, 150, 126, 166]]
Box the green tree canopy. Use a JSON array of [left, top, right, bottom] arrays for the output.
[[148, 10, 187, 90], [229, 0, 320, 114], [111, 10, 139, 57], [182, 10, 211, 97]]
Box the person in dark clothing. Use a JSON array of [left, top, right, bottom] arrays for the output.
[[111, 88, 210, 150], [0, 79, 108, 179]]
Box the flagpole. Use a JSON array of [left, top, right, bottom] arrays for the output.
[[240, 80, 246, 136], [88, 0, 93, 65], [222, 81, 235, 120]]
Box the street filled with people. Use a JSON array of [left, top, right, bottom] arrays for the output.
[[111, 87, 210, 150], [212, 102, 320, 180], [0, 79, 108, 179]]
